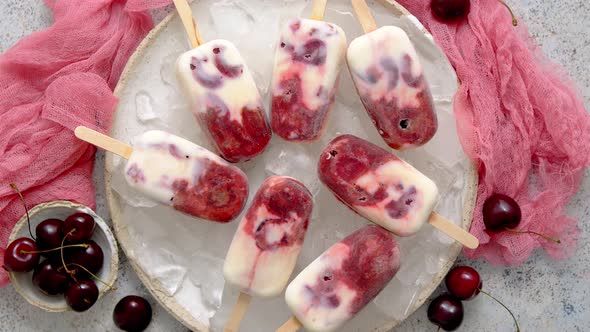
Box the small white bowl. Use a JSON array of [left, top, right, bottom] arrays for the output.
[[7, 200, 119, 312]]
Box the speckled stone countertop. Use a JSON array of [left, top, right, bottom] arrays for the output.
[[1, 1, 589, 331]]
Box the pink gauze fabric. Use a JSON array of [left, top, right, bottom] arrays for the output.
[[0, 0, 153, 285], [396, 0, 590, 265]]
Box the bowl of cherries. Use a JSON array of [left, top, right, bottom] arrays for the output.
[[3, 197, 119, 313]]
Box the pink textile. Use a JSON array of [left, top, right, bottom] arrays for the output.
[[396, 0, 590, 265], [0, 0, 152, 285]]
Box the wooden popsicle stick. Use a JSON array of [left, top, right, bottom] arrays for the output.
[[173, 0, 204, 48], [428, 212, 479, 249], [351, 0, 378, 33], [310, 0, 328, 21], [224, 292, 252, 332], [275, 316, 303, 332], [74, 126, 133, 159]]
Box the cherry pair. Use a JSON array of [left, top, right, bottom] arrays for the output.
[[428, 266, 519, 331]]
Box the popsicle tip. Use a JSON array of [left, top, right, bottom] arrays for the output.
[[74, 125, 85, 136], [310, 0, 327, 21], [464, 235, 479, 249]]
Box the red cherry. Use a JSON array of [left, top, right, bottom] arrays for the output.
[[66, 240, 104, 278], [113, 295, 153, 332], [3, 237, 40, 272], [483, 193, 521, 230], [35, 218, 63, 255], [445, 266, 482, 300], [32, 260, 69, 295], [483, 193, 560, 243], [431, 0, 517, 26], [64, 280, 99, 312], [427, 294, 464, 331], [63, 213, 95, 243], [430, 0, 470, 21]]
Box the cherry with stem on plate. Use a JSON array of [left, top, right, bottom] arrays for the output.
[[66, 240, 104, 278], [64, 280, 99, 312], [427, 293, 463, 331], [3, 237, 40, 272], [32, 260, 69, 295], [62, 212, 95, 243], [430, 0, 517, 26], [445, 266, 520, 331], [36, 218, 63, 254], [483, 194, 560, 244], [113, 295, 153, 332], [62, 261, 117, 312]]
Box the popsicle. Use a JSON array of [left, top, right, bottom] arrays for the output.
[[318, 134, 478, 248], [348, 0, 437, 150], [270, 0, 347, 141], [173, 0, 271, 163], [74, 127, 248, 223], [277, 225, 400, 332], [223, 176, 313, 331]]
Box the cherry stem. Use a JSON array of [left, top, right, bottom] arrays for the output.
[[21, 244, 89, 254], [497, 0, 518, 26], [65, 263, 117, 291], [504, 228, 561, 244], [61, 229, 77, 281], [479, 289, 520, 332], [10, 183, 34, 240], [437, 326, 441, 332]]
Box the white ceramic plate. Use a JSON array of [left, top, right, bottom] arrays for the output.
[[105, 0, 476, 331], [8, 201, 119, 312]]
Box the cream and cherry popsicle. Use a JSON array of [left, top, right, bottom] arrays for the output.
[[277, 225, 400, 332], [74, 127, 248, 223], [173, 0, 271, 163], [223, 176, 313, 331], [319, 134, 478, 248], [348, 0, 437, 150], [270, 0, 347, 141]]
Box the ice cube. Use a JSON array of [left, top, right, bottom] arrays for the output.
[[263, 139, 321, 196], [175, 278, 214, 327], [373, 276, 419, 320], [135, 91, 157, 123], [151, 262, 188, 296], [209, 0, 255, 38], [160, 52, 182, 87], [189, 253, 226, 311]]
